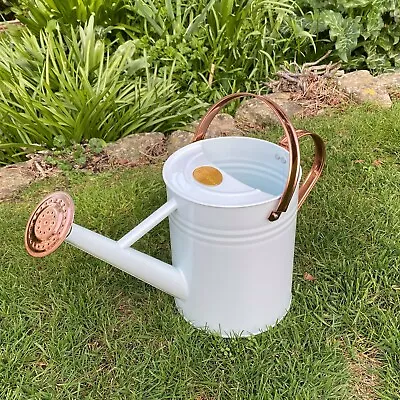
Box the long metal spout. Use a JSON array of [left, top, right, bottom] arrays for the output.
[[66, 224, 188, 299], [24, 192, 188, 300]]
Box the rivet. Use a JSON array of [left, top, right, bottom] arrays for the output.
[[275, 154, 280, 160], [281, 158, 287, 164]]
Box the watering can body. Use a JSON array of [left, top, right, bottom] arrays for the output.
[[25, 93, 325, 337], [164, 136, 300, 336]]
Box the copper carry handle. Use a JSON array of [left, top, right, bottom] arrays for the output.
[[279, 129, 326, 209], [192, 92, 301, 222]]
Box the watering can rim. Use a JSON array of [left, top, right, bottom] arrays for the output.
[[162, 136, 302, 210]]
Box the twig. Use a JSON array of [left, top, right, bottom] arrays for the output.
[[34, 160, 46, 178], [302, 50, 332, 69], [138, 150, 160, 160], [208, 63, 215, 87], [276, 71, 300, 83], [0, 20, 23, 33]]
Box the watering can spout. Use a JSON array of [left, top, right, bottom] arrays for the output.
[[24, 192, 188, 300]]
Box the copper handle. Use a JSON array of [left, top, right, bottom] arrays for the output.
[[279, 129, 326, 209], [192, 92, 301, 222]]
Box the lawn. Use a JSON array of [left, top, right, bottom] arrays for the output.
[[1, 103, 400, 399]]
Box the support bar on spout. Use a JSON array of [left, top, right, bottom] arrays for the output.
[[66, 223, 188, 300], [117, 199, 177, 249]]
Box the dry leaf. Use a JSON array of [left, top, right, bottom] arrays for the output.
[[354, 159, 364, 164], [35, 361, 47, 368], [87, 341, 101, 350], [304, 272, 316, 281], [372, 159, 383, 166]]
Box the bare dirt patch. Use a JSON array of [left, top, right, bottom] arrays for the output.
[[341, 340, 382, 399]]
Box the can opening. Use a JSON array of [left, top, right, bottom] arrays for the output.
[[200, 138, 291, 197]]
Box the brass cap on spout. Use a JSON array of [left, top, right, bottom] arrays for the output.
[[25, 192, 74, 258]]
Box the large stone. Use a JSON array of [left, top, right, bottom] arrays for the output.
[[235, 92, 304, 129], [105, 132, 166, 164], [377, 71, 400, 89], [167, 130, 193, 155], [191, 113, 244, 138], [167, 113, 244, 155], [338, 70, 392, 108], [0, 162, 35, 201]]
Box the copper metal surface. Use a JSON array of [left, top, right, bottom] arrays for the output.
[[279, 129, 326, 209], [193, 166, 223, 186], [192, 93, 301, 221], [25, 192, 74, 258]]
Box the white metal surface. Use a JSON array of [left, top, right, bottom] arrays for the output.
[[117, 199, 177, 248], [64, 136, 301, 337], [66, 224, 188, 299], [163, 137, 289, 207], [165, 137, 300, 336]]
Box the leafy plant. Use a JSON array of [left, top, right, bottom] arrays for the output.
[[298, 0, 400, 70], [11, 0, 135, 34], [88, 137, 106, 154], [0, 0, 13, 21], [0, 16, 203, 164], [131, 0, 315, 102], [132, 0, 215, 38], [8, 0, 317, 105], [44, 141, 101, 171]]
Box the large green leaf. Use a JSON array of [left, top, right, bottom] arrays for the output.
[[320, 11, 361, 62], [365, 9, 384, 40]]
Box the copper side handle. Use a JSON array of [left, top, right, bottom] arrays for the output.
[[192, 92, 301, 222], [279, 129, 326, 209]]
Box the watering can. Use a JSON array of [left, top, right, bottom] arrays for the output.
[[24, 93, 326, 337]]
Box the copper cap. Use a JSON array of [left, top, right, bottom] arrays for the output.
[[25, 192, 74, 258]]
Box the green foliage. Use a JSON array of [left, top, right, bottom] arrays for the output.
[[298, 0, 400, 70], [88, 137, 106, 154], [4, 0, 400, 163], [132, 0, 315, 102], [4, 0, 316, 130], [11, 0, 135, 34], [43, 139, 106, 170], [0, 16, 202, 164], [0, 0, 13, 20]]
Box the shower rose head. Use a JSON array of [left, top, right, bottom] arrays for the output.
[[25, 192, 74, 258]]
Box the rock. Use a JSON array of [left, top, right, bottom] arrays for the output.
[[235, 93, 304, 129], [377, 71, 400, 89], [167, 130, 193, 155], [167, 113, 244, 155], [191, 113, 244, 138], [338, 70, 392, 108], [0, 162, 35, 201], [105, 132, 166, 164]]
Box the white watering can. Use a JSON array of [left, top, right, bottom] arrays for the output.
[[25, 93, 326, 337]]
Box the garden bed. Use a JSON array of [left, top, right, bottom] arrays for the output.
[[1, 0, 400, 165]]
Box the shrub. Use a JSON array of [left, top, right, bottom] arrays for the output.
[[132, 0, 315, 102], [10, 0, 135, 34], [9, 0, 316, 104], [0, 17, 202, 164], [298, 0, 400, 70], [0, 1, 13, 20]]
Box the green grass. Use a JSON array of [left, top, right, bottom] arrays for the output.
[[1, 103, 400, 399]]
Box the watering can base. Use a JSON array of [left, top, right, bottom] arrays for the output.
[[175, 296, 292, 338]]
